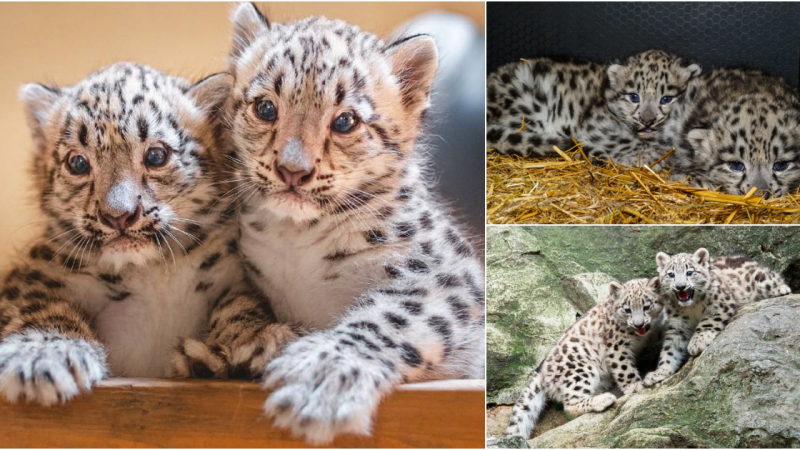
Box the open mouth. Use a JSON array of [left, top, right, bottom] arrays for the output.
[[637, 127, 658, 139], [674, 288, 695, 305], [634, 323, 650, 336]]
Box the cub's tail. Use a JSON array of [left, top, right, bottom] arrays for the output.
[[504, 371, 546, 439]]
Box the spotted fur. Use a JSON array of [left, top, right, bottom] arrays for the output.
[[0, 63, 282, 404], [505, 278, 664, 439], [667, 69, 800, 197], [486, 50, 700, 167], [643, 249, 791, 387], [200, 4, 485, 444]]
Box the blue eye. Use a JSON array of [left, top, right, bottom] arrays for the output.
[[773, 161, 790, 172], [67, 153, 90, 175], [145, 145, 169, 168], [660, 96, 673, 105], [686, 270, 694, 276], [628, 94, 640, 103], [728, 162, 746, 172], [255, 98, 277, 122], [332, 112, 359, 133], [667, 271, 675, 278]]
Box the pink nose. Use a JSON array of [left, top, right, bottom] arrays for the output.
[[99, 205, 142, 232], [276, 164, 314, 187]]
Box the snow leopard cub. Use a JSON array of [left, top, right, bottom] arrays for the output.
[[199, 3, 484, 444], [486, 50, 701, 167], [0, 63, 296, 405], [643, 249, 791, 387], [667, 69, 800, 197], [505, 278, 664, 439]]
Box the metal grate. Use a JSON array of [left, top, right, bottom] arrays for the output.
[[487, 2, 800, 86]]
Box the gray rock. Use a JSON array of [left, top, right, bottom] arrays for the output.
[[487, 436, 531, 449], [529, 296, 800, 448], [562, 272, 619, 312]]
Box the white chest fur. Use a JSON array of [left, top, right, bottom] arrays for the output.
[[67, 234, 241, 378], [239, 212, 399, 329]]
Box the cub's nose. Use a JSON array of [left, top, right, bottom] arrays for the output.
[[639, 118, 656, 127], [277, 164, 315, 188], [675, 284, 687, 292], [100, 205, 142, 232]]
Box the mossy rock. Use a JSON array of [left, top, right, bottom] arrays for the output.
[[528, 296, 800, 448]]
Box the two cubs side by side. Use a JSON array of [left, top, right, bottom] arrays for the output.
[[505, 248, 790, 439], [488, 51, 800, 197], [0, 3, 485, 444]]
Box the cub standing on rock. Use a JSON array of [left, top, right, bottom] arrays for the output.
[[505, 278, 664, 439], [644, 249, 792, 387]]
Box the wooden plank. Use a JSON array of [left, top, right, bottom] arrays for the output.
[[0, 378, 485, 448]]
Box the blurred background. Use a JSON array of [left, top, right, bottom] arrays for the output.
[[487, 2, 800, 86], [0, 2, 486, 265]]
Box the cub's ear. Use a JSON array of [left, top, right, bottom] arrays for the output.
[[647, 277, 661, 292], [606, 64, 625, 89], [608, 281, 623, 298], [693, 248, 710, 267], [188, 73, 234, 114], [230, 2, 270, 62], [19, 83, 61, 152], [671, 59, 702, 84], [384, 34, 438, 115], [687, 128, 712, 159], [656, 252, 671, 269]]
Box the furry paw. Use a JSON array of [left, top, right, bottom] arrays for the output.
[[0, 330, 108, 405], [262, 332, 399, 444], [643, 367, 672, 387], [172, 338, 228, 378], [622, 380, 644, 396], [173, 324, 299, 379], [687, 331, 716, 356], [591, 392, 617, 412], [775, 284, 792, 297]]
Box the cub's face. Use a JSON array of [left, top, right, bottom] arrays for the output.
[[606, 50, 700, 140], [20, 63, 231, 270], [609, 278, 663, 336], [656, 248, 711, 307], [686, 94, 800, 197], [225, 4, 437, 222]]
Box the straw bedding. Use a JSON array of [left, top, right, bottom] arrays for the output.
[[486, 142, 800, 224]]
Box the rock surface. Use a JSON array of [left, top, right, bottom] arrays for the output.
[[529, 296, 800, 448]]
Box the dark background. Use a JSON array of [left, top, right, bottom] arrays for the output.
[[486, 2, 800, 86]]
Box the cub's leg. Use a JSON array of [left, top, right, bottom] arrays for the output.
[[555, 364, 616, 418], [0, 265, 107, 405], [608, 347, 644, 395], [644, 319, 690, 386], [172, 289, 301, 379], [687, 293, 736, 356]]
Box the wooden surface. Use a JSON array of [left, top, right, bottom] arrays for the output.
[[0, 378, 485, 448]]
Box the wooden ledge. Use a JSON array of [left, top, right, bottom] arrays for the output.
[[0, 378, 485, 448]]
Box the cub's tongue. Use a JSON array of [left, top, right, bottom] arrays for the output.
[[677, 291, 690, 301], [636, 327, 647, 336]]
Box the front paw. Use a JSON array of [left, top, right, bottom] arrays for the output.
[[262, 332, 399, 444], [0, 330, 107, 405], [643, 368, 672, 387], [173, 324, 300, 379], [687, 331, 716, 356], [622, 380, 644, 396]]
